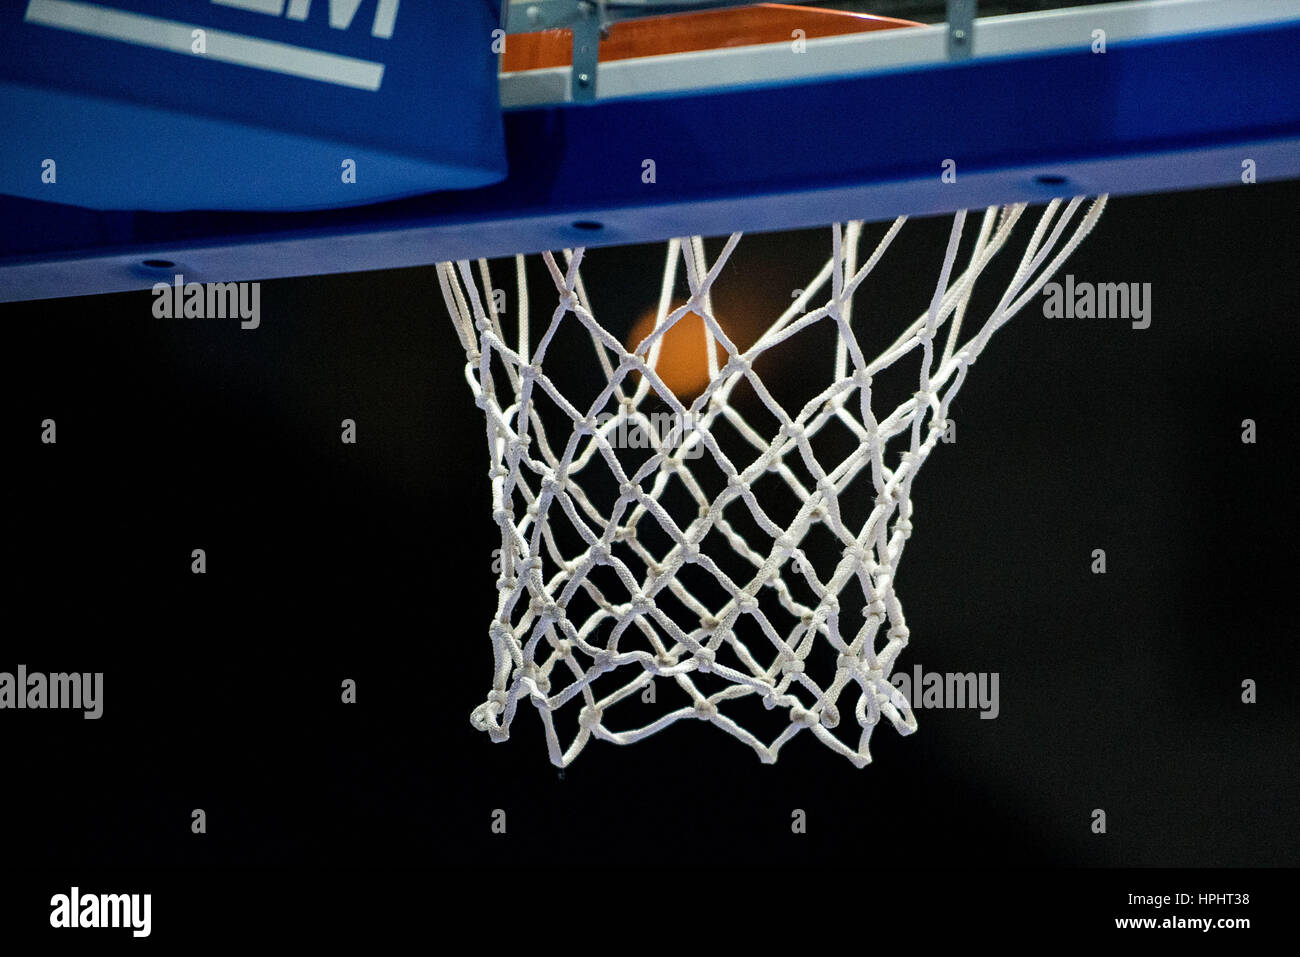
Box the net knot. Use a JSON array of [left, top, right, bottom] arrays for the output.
[[819, 704, 840, 729], [721, 355, 748, 377], [470, 695, 506, 735], [578, 705, 603, 730], [694, 648, 717, 673], [530, 597, 563, 620], [514, 663, 551, 695], [790, 705, 819, 728], [694, 699, 718, 720]]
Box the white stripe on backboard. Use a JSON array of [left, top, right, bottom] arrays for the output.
[[24, 0, 384, 91]]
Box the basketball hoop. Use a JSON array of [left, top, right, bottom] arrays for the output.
[[441, 184, 1107, 765], [436, 3, 1111, 768]]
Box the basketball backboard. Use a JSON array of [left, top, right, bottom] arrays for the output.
[[1, 0, 1298, 301]]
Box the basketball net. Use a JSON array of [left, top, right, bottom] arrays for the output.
[[438, 196, 1106, 766]]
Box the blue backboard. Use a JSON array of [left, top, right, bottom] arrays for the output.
[[1, 0, 1298, 301]]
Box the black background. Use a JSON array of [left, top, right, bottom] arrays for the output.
[[2, 179, 1297, 874]]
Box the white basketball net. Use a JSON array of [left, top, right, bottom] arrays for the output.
[[438, 196, 1106, 767]]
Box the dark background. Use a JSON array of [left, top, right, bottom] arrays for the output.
[[2, 178, 1297, 870]]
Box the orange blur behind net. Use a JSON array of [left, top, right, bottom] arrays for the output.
[[626, 304, 724, 400]]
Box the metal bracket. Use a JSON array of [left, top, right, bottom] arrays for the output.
[[501, 0, 758, 102], [502, 0, 587, 33], [570, 3, 601, 102], [947, 0, 975, 60], [502, 1, 606, 101]]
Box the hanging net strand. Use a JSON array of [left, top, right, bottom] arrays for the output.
[[438, 196, 1107, 767]]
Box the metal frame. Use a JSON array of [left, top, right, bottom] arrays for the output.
[[946, 0, 975, 59], [498, 0, 1298, 106], [2, 0, 1299, 303], [499, 0, 959, 101], [501, 0, 609, 101], [500, 1, 766, 101]]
